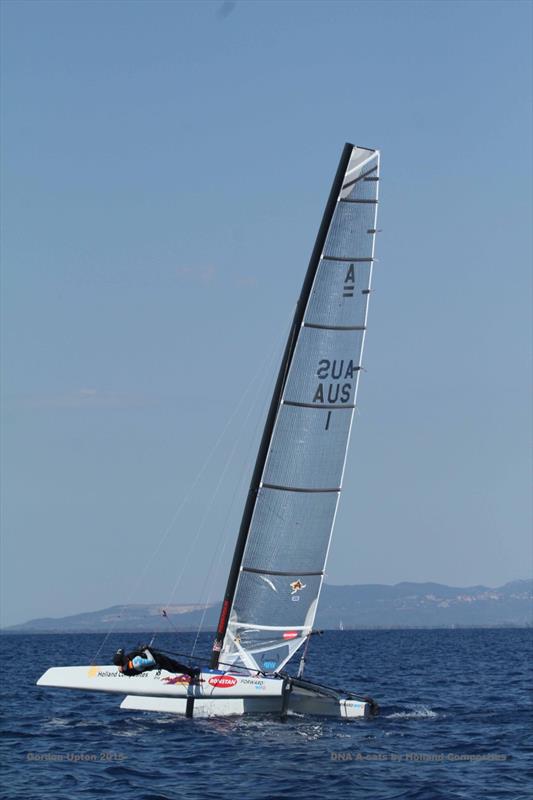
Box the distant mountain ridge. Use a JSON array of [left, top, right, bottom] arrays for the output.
[[4, 580, 531, 633]]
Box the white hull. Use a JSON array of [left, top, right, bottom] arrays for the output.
[[120, 693, 368, 718], [37, 665, 372, 719]]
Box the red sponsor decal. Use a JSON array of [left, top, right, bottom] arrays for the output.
[[217, 600, 231, 634], [208, 675, 238, 688], [163, 675, 191, 685], [283, 631, 299, 640]]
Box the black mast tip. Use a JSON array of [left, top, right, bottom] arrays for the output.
[[347, 142, 379, 153]]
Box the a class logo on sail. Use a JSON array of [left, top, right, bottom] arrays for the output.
[[343, 263, 356, 297]]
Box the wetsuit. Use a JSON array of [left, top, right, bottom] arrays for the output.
[[116, 646, 199, 679]]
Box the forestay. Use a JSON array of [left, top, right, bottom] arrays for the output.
[[219, 146, 380, 673]]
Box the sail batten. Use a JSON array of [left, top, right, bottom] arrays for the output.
[[211, 143, 380, 673], [322, 256, 374, 261], [260, 483, 341, 493], [242, 567, 324, 577], [303, 323, 366, 330], [283, 401, 357, 410]]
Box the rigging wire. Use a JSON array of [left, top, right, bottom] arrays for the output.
[[156, 320, 290, 653], [89, 333, 287, 666], [188, 327, 287, 657]]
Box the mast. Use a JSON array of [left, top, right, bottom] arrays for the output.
[[210, 143, 354, 668]]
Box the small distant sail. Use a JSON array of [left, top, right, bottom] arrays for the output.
[[213, 145, 380, 673]]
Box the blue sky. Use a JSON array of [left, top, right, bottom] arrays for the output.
[[1, 0, 531, 626]]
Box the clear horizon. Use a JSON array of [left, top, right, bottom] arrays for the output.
[[1, 0, 531, 627]]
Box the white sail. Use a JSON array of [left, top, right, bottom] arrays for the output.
[[219, 146, 380, 672]]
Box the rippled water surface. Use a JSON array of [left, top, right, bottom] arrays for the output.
[[1, 629, 531, 799]]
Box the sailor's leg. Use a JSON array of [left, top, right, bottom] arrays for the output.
[[151, 651, 199, 679]]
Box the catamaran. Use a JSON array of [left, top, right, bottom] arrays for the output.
[[38, 142, 381, 719]]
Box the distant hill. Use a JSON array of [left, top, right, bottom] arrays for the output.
[[4, 580, 531, 633], [317, 580, 532, 628]]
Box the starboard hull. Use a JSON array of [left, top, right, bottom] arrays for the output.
[[37, 666, 372, 719], [120, 693, 369, 719]]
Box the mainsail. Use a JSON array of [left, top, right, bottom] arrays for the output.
[[210, 144, 380, 673]]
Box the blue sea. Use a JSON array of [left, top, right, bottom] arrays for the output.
[[1, 629, 531, 799]]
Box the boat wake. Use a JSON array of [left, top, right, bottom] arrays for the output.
[[385, 705, 439, 720]]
